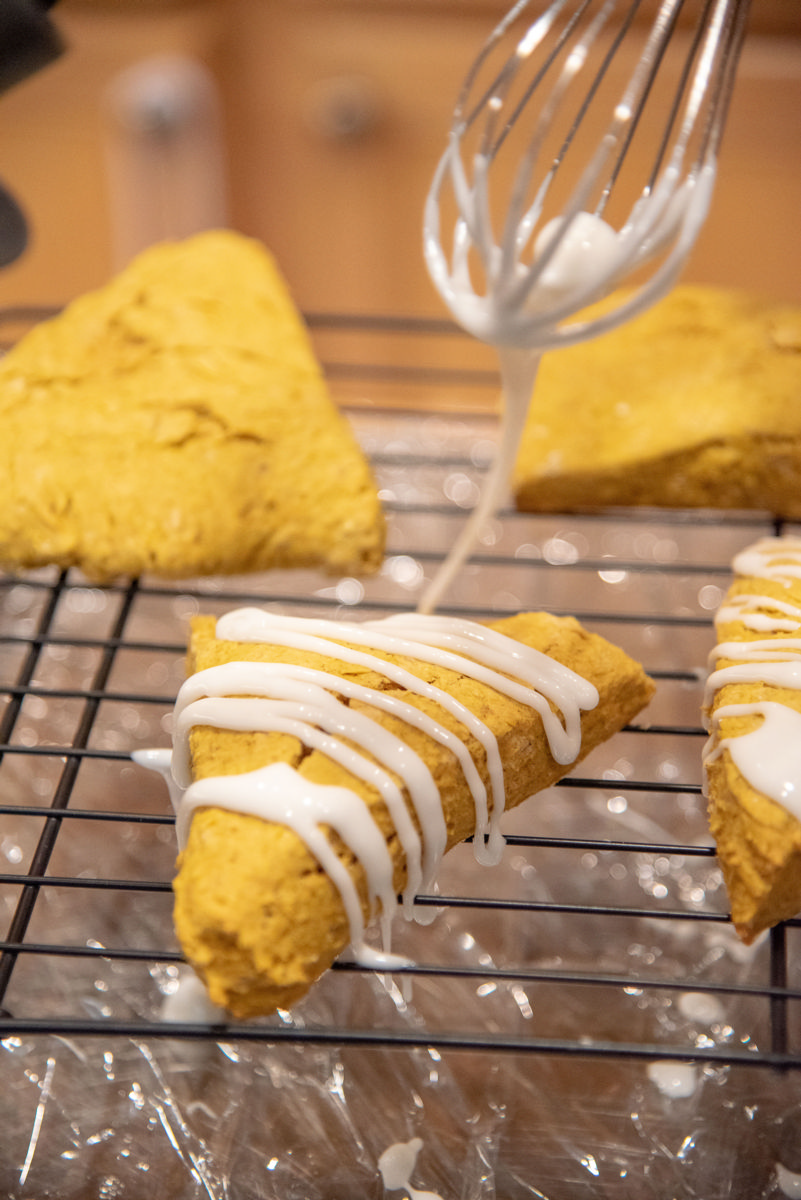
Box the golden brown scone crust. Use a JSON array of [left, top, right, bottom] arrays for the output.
[[0, 230, 384, 581], [705, 546, 801, 943], [514, 285, 801, 515], [173, 611, 655, 1017]]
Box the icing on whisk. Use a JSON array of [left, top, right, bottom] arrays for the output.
[[418, 0, 748, 614], [169, 609, 599, 962], [704, 537, 801, 821]]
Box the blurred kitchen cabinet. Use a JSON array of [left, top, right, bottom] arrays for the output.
[[216, 0, 801, 316], [0, 0, 799, 320], [0, 0, 228, 308]]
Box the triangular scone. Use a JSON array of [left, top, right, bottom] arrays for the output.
[[0, 230, 384, 581], [704, 536, 801, 943], [170, 608, 655, 1017], [514, 285, 801, 515]]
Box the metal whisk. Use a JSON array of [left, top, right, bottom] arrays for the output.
[[418, 0, 750, 613], [425, 0, 750, 348]]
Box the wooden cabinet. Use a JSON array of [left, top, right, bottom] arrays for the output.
[[0, 1, 226, 308], [0, 0, 799, 325], [216, 1, 801, 317]]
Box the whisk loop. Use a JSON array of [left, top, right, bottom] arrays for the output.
[[425, 0, 749, 348], [419, 0, 749, 612]]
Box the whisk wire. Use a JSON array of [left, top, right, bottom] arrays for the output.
[[684, 0, 748, 164], [481, 0, 598, 160], [420, 0, 749, 613], [600, 0, 686, 203], [425, 0, 750, 350]]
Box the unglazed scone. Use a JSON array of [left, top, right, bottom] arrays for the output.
[[169, 607, 655, 1017], [704, 536, 801, 943], [0, 230, 384, 580], [514, 285, 801, 514]]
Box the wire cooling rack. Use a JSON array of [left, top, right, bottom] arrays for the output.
[[0, 312, 799, 1086]]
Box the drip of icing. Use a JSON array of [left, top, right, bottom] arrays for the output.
[[646, 1061, 698, 1099], [704, 702, 801, 819], [159, 608, 598, 969], [131, 747, 182, 812], [161, 966, 227, 1025], [776, 1164, 801, 1200], [677, 991, 725, 1025], [418, 211, 633, 614], [378, 1138, 443, 1200], [417, 346, 538, 615]]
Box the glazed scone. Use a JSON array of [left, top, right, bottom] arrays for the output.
[[0, 230, 384, 580], [704, 536, 801, 943], [170, 607, 655, 1017], [514, 285, 801, 515]]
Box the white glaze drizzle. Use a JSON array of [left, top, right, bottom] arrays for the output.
[[173, 669, 444, 903], [705, 702, 801, 818], [704, 660, 801, 713], [418, 210, 630, 615], [168, 608, 599, 964], [731, 537, 801, 586], [179, 760, 406, 966], [712, 637, 801, 663], [715, 593, 801, 633], [704, 538, 801, 819], [416, 345, 539, 615], [215, 608, 598, 767]]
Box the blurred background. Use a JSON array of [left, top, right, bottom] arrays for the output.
[[0, 0, 799, 325]]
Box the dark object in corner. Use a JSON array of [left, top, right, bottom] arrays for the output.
[[0, 1, 64, 266], [0, 0, 63, 96]]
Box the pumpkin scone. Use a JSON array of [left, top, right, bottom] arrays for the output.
[[0, 230, 384, 581], [170, 607, 655, 1017], [514, 285, 801, 515], [704, 536, 801, 943]]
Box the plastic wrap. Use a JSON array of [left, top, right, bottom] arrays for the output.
[[1, 404, 800, 1198]]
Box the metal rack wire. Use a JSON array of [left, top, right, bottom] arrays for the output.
[[0, 318, 799, 1081]]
